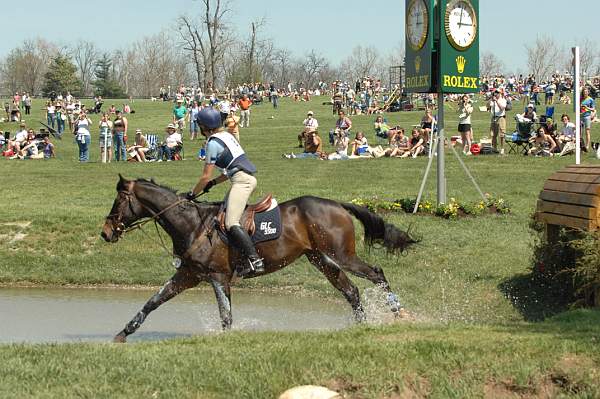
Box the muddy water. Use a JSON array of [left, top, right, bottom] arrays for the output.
[[0, 287, 352, 343]]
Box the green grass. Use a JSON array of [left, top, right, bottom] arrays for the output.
[[1, 97, 599, 398]]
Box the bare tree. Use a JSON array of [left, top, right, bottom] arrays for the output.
[[300, 50, 328, 89], [273, 48, 292, 87], [480, 51, 505, 78], [71, 40, 99, 96], [525, 35, 563, 81]]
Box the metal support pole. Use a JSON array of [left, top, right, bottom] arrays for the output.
[[437, 92, 446, 204], [573, 47, 581, 165]]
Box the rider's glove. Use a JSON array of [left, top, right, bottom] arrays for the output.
[[185, 191, 197, 201], [203, 179, 217, 193]]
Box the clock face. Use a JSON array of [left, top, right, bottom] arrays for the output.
[[406, 0, 429, 51], [445, 0, 477, 51]]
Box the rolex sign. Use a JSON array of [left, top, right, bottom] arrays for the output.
[[404, 0, 435, 93], [439, 0, 479, 93]]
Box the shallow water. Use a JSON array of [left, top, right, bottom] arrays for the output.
[[0, 287, 352, 344]]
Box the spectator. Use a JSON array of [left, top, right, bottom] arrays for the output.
[[557, 114, 577, 156], [374, 115, 392, 140], [7, 122, 28, 153], [55, 103, 65, 135], [157, 123, 182, 162], [99, 113, 113, 163], [528, 126, 557, 157], [283, 131, 323, 159], [298, 111, 319, 148], [385, 129, 409, 157], [225, 109, 240, 142], [128, 129, 149, 162], [46, 101, 56, 130], [350, 131, 368, 156], [238, 94, 252, 128], [41, 136, 55, 159], [66, 102, 76, 131], [458, 95, 473, 155], [488, 89, 507, 154], [173, 99, 187, 132], [189, 100, 200, 141], [545, 81, 556, 105], [331, 110, 352, 144], [218, 97, 231, 121], [23, 93, 31, 115], [15, 130, 39, 159], [420, 108, 435, 144], [74, 112, 92, 162], [270, 82, 279, 109], [520, 103, 538, 122], [401, 128, 426, 158], [581, 87, 596, 151], [113, 110, 128, 161], [328, 129, 349, 160]]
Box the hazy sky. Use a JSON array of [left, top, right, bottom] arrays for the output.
[[2, 0, 598, 72]]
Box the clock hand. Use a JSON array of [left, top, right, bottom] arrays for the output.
[[459, 5, 464, 26]]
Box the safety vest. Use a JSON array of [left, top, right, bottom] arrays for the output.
[[208, 132, 257, 176]]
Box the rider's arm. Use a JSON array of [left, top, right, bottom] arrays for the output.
[[192, 163, 219, 195]]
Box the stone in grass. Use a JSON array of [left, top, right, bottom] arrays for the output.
[[279, 385, 342, 399]]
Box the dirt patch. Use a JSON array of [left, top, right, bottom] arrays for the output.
[[326, 377, 365, 398], [385, 375, 431, 399]]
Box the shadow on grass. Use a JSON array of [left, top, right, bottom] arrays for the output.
[[499, 273, 576, 322]]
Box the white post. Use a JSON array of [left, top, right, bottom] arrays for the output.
[[573, 47, 581, 165], [437, 92, 446, 204]]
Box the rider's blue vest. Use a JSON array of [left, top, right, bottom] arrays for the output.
[[208, 132, 257, 176]]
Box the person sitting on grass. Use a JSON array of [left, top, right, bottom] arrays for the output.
[[528, 126, 557, 157], [156, 123, 182, 162], [327, 129, 349, 160], [350, 131, 368, 156], [283, 131, 323, 159], [298, 111, 319, 148], [127, 129, 149, 162], [401, 128, 427, 158], [385, 129, 409, 157], [8, 122, 28, 154], [374, 115, 391, 140], [41, 136, 55, 159], [13, 130, 38, 159]]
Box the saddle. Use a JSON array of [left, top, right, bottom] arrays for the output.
[[215, 194, 273, 236]]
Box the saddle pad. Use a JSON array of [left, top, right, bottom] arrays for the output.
[[217, 205, 282, 245]]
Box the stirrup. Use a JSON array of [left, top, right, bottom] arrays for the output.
[[238, 257, 264, 277]]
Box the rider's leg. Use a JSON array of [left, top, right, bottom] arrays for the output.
[[225, 172, 264, 275]]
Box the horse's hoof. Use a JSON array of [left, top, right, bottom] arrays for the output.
[[113, 333, 127, 343]]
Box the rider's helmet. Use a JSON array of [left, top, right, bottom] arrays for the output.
[[196, 107, 222, 131]]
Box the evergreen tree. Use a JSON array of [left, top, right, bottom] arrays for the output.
[[93, 54, 125, 98], [42, 55, 82, 97]]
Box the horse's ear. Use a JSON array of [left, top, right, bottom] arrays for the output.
[[117, 174, 128, 191]]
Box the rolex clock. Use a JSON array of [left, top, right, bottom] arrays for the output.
[[406, 0, 429, 51], [444, 0, 477, 51]]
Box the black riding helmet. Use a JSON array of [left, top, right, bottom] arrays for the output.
[[196, 107, 222, 134]]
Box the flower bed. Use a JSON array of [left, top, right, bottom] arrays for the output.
[[351, 194, 510, 219]]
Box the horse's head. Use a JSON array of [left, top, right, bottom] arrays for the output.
[[101, 175, 146, 243]]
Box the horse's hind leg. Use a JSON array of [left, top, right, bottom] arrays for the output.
[[337, 255, 404, 314], [209, 273, 232, 330], [307, 251, 366, 322], [114, 268, 200, 343]]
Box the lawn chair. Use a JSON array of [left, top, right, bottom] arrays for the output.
[[506, 119, 534, 155], [145, 134, 159, 160]]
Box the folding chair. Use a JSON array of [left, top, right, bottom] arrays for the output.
[[145, 134, 159, 160], [506, 120, 534, 155]]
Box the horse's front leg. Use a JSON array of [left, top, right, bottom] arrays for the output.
[[209, 273, 232, 330], [114, 268, 200, 343]]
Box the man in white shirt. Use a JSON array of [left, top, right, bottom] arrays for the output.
[[488, 89, 507, 154], [157, 123, 182, 162], [298, 111, 319, 147], [8, 122, 28, 153]]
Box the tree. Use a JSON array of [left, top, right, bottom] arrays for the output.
[[300, 50, 328, 89], [340, 45, 380, 83], [93, 53, 126, 98], [42, 54, 82, 96], [177, 0, 233, 91], [525, 35, 563, 81], [71, 40, 99, 96], [480, 51, 504, 78], [0, 39, 58, 95]]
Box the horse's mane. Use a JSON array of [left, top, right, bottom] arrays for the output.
[[135, 178, 179, 195]]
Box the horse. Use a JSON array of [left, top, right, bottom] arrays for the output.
[[101, 175, 418, 343]]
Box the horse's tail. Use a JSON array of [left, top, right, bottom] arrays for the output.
[[340, 202, 419, 253]]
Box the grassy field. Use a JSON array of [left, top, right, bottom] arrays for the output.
[[1, 96, 599, 398]]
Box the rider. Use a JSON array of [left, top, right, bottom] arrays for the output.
[[187, 107, 264, 276]]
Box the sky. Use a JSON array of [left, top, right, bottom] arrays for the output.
[[2, 0, 598, 73]]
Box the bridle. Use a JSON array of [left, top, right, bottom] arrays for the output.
[[106, 183, 209, 261]]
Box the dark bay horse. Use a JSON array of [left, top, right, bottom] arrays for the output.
[[101, 176, 418, 342]]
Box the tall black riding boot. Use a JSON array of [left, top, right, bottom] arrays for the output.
[[228, 225, 265, 276]]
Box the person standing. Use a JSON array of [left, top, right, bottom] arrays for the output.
[[99, 113, 113, 163], [55, 104, 65, 135], [225, 109, 241, 142], [189, 100, 200, 141], [74, 112, 92, 162], [458, 95, 474, 155], [46, 101, 56, 130], [173, 99, 187, 133], [488, 89, 507, 154], [238, 95, 252, 128], [23, 93, 31, 115], [581, 87, 596, 151], [113, 111, 128, 161], [270, 82, 279, 109], [187, 107, 263, 276]]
